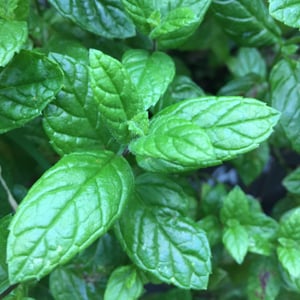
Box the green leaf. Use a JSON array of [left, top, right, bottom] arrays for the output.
[[50, 267, 105, 300], [48, 0, 135, 38], [122, 49, 175, 110], [283, 167, 300, 195], [131, 96, 280, 173], [135, 173, 196, 215], [115, 194, 211, 290], [0, 50, 63, 134], [104, 265, 143, 300], [0, 0, 18, 19], [0, 215, 11, 294], [197, 215, 222, 246], [0, 20, 27, 67], [223, 219, 249, 264], [212, 0, 281, 46], [89, 49, 144, 144], [247, 256, 281, 300], [269, 1, 300, 29], [270, 59, 300, 153], [227, 47, 266, 79], [277, 208, 300, 278], [143, 288, 192, 300], [43, 52, 115, 156], [220, 186, 249, 224], [7, 151, 134, 283]]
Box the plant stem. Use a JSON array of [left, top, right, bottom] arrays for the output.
[[0, 166, 18, 211]]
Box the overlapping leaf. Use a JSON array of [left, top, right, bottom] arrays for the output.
[[0, 51, 63, 134], [7, 151, 134, 283], [48, 0, 135, 38], [212, 0, 281, 46], [283, 167, 300, 195]]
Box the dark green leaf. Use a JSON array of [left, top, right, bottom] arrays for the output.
[[198, 215, 222, 246], [283, 167, 300, 195], [212, 0, 281, 46], [142, 288, 192, 300], [7, 151, 134, 283], [269, 1, 300, 28], [115, 194, 211, 290], [270, 59, 300, 153], [0, 51, 63, 134], [277, 208, 300, 278], [89, 49, 144, 144], [0, 20, 27, 67], [43, 52, 115, 156], [122, 49, 175, 110], [130, 97, 280, 173], [48, 0, 135, 38], [104, 265, 143, 300]]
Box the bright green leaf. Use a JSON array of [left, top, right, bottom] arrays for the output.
[[0, 20, 27, 67], [89, 49, 144, 144], [131, 96, 280, 173], [283, 167, 300, 195], [212, 0, 281, 46], [48, 0, 135, 38], [0, 0, 18, 19], [0, 50, 63, 134], [104, 265, 143, 300], [269, 1, 300, 29], [122, 49, 175, 110], [270, 59, 300, 153], [115, 194, 211, 290], [7, 151, 134, 283], [223, 219, 249, 264], [43, 52, 115, 156], [277, 208, 300, 278]]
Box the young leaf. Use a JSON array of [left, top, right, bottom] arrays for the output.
[[48, 0, 135, 38], [43, 52, 115, 156], [283, 167, 300, 195], [104, 265, 144, 300], [277, 208, 300, 278], [7, 151, 134, 283], [212, 0, 281, 46], [0, 50, 63, 134], [270, 59, 300, 153], [89, 49, 144, 144], [130, 97, 280, 173], [222, 219, 249, 264], [122, 49, 175, 110], [269, 1, 300, 29], [0, 20, 27, 67], [115, 194, 211, 290]]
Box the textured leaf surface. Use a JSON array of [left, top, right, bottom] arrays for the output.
[[48, 0, 135, 38], [283, 167, 300, 195], [270, 59, 300, 152], [104, 265, 143, 300], [7, 151, 134, 283], [115, 194, 211, 289], [0, 0, 18, 19], [223, 220, 249, 264], [0, 20, 27, 67], [277, 208, 300, 278], [122, 50, 175, 110], [269, 0, 300, 28], [43, 52, 113, 156], [130, 97, 280, 173], [212, 0, 281, 46], [0, 50, 63, 134], [89, 49, 143, 144]]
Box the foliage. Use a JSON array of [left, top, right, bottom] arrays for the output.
[[1, 0, 300, 299]]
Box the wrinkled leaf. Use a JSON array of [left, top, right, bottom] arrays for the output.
[[212, 0, 281, 46], [115, 194, 211, 290], [0, 50, 63, 134], [7, 151, 134, 283], [48, 0, 135, 38], [0, 20, 27, 67], [122, 49, 175, 110], [104, 265, 143, 300], [283, 167, 300, 195]]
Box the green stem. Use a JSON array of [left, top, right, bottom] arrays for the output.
[[0, 166, 18, 211]]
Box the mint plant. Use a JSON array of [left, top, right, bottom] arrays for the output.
[[1, 0, 300, 299]]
